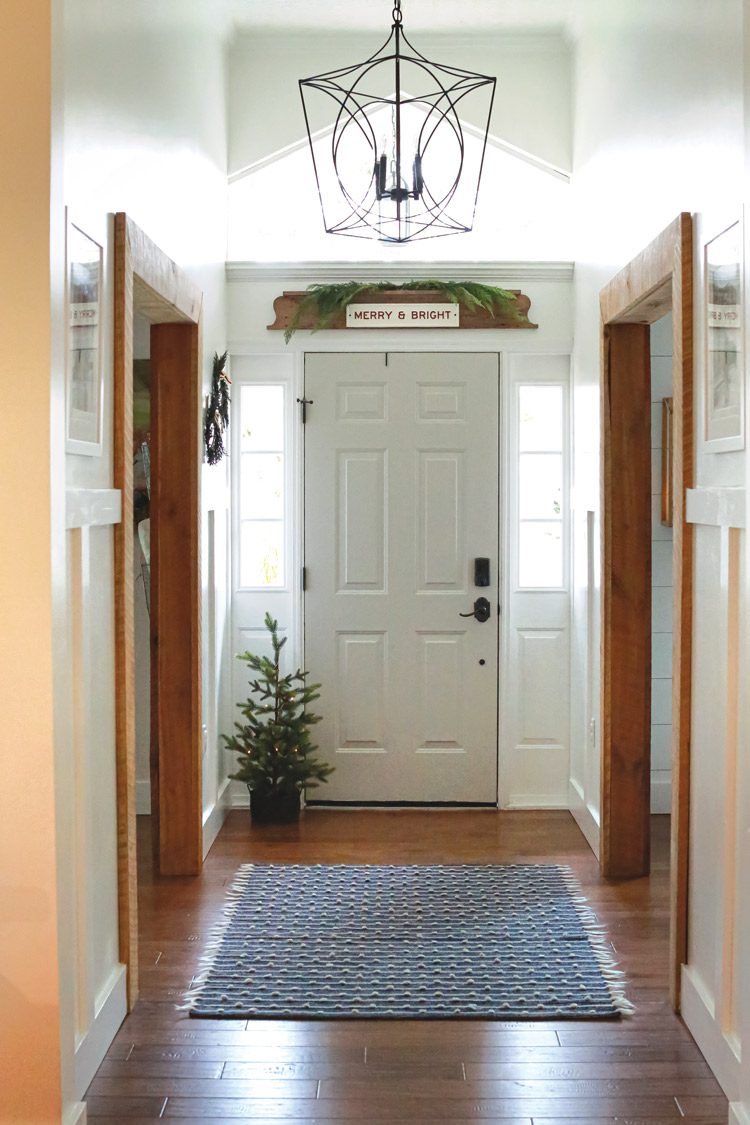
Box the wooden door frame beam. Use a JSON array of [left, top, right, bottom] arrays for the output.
[[599, 212, 694, 1008], [113, 213, 203, 1007]]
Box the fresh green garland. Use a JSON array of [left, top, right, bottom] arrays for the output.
[[204, 350, 231, 465], [283, 280, 521, 342]]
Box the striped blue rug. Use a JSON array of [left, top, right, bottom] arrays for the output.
[[186, 864, 632, 1020]]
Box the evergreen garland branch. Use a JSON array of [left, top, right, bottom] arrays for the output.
[[204, 349, 231, 465], [283, 280, 522, 342]]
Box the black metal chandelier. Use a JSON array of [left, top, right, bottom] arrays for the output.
[[299, 0, 496, 244]]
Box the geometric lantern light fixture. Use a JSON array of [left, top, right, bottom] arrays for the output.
[[299, 0, 496, 243]]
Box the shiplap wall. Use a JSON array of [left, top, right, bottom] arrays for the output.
[[650, 314, 673, 814]]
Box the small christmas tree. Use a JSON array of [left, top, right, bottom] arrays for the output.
[[224, 613, 332, 813]]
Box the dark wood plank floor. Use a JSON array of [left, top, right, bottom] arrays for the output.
[[85, 810, 728, 1122]]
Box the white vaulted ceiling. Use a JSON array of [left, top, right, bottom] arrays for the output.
[[229, 0, 582, 36]]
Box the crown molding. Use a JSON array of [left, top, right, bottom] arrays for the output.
[[226, 261, 575, 284], [232, 28, 569, 50]]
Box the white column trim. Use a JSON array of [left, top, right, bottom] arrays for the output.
[[682, 963, 741, 1100], [73, 964, 127, 1100], [66, 489, 122, 529], [686, 486, 746, 528], [202, 776, 233, 860]]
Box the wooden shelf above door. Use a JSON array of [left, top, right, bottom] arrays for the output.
[[267, 288, 538, 333]]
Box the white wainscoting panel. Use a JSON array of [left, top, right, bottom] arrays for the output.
[[682, 485, 745, 1105]]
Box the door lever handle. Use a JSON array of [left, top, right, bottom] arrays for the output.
[[459, 596, 491, 623]]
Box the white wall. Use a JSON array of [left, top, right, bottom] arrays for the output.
[[569, 0, 743, 840], [228, 136, 573, 264], [650, 314, 674, 815], [568, 0, 747, 1110], [53, 0, 232, 1116], [227, 32, 572, 265], [735, 10, 750, 1123], [229, 31, 572, 177]]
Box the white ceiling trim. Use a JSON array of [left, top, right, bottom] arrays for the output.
[[226, 261, 575, 283]]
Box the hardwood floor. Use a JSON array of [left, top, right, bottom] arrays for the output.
[[85, 810, 728, 1122]]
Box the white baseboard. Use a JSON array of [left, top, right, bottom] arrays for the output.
[[650, 771, 672, 814], [568, 778, 600, 858], [136, 777, 151, 815], [63, 1101, 87, 1125], [230, 780, 251, 808], [202, 776, 233, 859], [681, 964, 740, 1101], [504, 795, 568, 809], [306, 803, 499, 811], [730, 1102, 750, 1125], [74, 963, 127, 1100], [232, 786, 519, 810]]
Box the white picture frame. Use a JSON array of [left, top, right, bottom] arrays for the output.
[[704, 219, 744, 452], [65, 215, 103, 455]]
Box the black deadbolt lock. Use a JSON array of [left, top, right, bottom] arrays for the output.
[[474, 557, 490, 587], [459, 596, 491, 623]]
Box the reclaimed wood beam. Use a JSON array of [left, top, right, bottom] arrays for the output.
[[267, 288, 537, 332]]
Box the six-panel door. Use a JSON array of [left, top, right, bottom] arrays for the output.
[[304, 352, 499, 803]]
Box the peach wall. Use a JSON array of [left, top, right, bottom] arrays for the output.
[[0, 2, 64, 1121]]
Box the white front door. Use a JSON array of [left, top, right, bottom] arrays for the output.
[[304, 352, 499, 804]]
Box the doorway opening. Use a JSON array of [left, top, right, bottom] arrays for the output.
[[599, 213, 694, 1008], [113, 213, 204, 1008]]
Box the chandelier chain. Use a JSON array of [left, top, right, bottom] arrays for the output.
[[392, 0, 402, 25]]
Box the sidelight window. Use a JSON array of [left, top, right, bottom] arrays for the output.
[[517, 384, 565, 589], [239, 384, 285, 588]]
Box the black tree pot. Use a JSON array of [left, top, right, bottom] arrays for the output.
[[249, 787, 301, 824]]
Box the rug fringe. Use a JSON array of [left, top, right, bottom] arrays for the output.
[[558, 865, 636, 1017], [178, 863, 256, 1013]]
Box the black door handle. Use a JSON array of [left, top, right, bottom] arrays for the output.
[[459, 596, 491, 623]]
